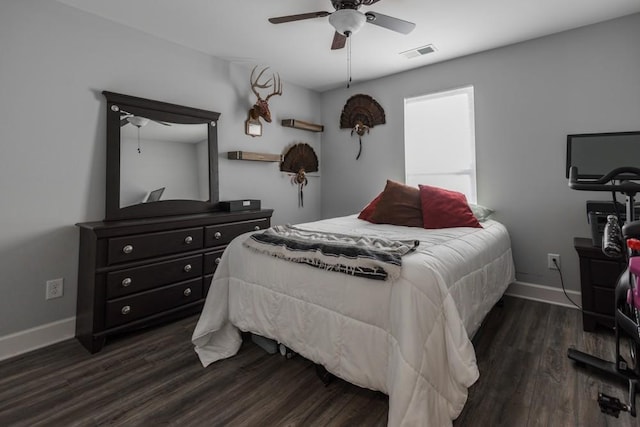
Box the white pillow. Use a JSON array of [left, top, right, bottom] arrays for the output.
[[470, 204, 495, 222]]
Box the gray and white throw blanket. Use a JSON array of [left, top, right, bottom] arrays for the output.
[[243, 225, 419, 281]]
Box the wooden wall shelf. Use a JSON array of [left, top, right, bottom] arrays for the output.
[[281, 119, 324, 133], [227, 151, 283, 162]]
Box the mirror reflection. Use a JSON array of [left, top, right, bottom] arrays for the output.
[[119, 117, 209, 208]]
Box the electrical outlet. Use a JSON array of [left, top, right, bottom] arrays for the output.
[[548, 253, 561, 270], [46, 278, 64, 300]]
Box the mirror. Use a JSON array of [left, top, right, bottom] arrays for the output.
[[119, 121, 209, 207], [103, 91, 220, 221]]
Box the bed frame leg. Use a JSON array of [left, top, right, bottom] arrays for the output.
[[315, 364, 335, 386]]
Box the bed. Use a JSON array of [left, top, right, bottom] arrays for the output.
[[192, 214, 515, 426]]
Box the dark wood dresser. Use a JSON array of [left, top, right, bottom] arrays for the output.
[[574, 237, 625, 332], [76, 209, 273, 353]]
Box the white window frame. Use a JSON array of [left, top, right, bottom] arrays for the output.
[[404, 85, 477, 203]]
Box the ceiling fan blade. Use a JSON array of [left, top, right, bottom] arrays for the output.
[[120, 118, 129, 127], [331, 32, 347, 50], [364, 12, 416, 34], [268, 11, 331, 24], [152, 119, 171, 126]]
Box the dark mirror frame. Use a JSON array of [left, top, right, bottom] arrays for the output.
[[103, 91, 221, 221]]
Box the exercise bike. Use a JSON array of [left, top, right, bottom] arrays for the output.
[[567, 166, 640, 417]]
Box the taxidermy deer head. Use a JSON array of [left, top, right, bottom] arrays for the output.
[[249, 66, 283, 123]]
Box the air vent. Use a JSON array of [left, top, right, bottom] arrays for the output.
[[400, 44, 437, 59]]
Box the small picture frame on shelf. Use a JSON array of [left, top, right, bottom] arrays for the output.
[[245, 118, 262, 137]]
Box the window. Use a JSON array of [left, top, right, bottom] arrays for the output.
[[404, 86, 476, 203]]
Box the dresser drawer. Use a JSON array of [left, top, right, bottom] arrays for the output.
[[204, 250, 225, 275], [205, 219, 269, 247], [589, 259, 624, 288], [105, 278, 203, 328], [592, 286, 615, 315], [106, 254, 203, 299], [107, 227, 203, 265]]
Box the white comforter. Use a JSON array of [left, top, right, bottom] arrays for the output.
[[192, 215, 515, 426]]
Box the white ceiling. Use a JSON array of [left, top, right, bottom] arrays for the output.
[[57, 0, 640, 92]]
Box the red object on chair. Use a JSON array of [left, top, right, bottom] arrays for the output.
[[627, 238, 640, 251]]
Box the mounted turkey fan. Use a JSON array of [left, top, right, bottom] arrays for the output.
[[268, 0, 415, 50], [280, 143, 319, 207], [340, 94, 386, 159]]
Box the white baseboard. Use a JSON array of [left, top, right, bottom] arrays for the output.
[[0, 283, 578, 362], [0, 317, 76, 362], [505, 281, 581, 309]]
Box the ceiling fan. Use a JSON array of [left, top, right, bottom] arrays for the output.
[[119, 110, 171, 128], [268, 0, 416, 50], [119, 110, 172, 154]]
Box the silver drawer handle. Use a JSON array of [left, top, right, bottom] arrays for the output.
[[183, 288, 192, 297], [215, 257, 221, 265], [122, 277, 132, 287], [121, 305, 131, 315], [183, 264, 192, 272], [214, 231, 222, 240], [122, 244, 133, 254], [254, 225, 260, 231], [184, 236, 193, 244]]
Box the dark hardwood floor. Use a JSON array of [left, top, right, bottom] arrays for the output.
[[1, 297, 639, 426]]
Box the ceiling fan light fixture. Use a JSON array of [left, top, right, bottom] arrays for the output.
[[127, 116, 150, 128], [329, 9, 366, 36]]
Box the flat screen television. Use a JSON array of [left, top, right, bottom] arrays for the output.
[[566, 131, 640, 180]]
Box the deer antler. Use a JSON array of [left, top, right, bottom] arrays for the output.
[[250, 65, 282, 101], [265, 73, 282, 101]]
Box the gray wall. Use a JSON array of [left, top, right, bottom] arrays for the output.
[[320, 13, 640, 294], [0, 1, 322, 336]]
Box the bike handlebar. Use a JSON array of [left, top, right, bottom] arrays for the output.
[[568, 166, 640, 193]]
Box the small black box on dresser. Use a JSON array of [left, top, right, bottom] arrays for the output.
[[219, 200, 261, 212]]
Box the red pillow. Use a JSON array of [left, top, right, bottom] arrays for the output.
[[419, 185, 481, 229], [358, 192, 382, 221], [369, 180, 423, 227]]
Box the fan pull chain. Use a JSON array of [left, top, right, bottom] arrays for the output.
[[137, 126, 141, 153], [299, 184, 304, 208], [346, 34, 352, 88]]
